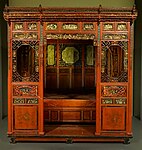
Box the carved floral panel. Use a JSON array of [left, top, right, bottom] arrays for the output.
[[117, 23, 127, 31], [13, 23, 24, 31], [46, 23, 58, 30], [103, 23, 114, 31], [13, 85, 38, 96], [27, 23, 37, 30], [101, 86, 127, 97], [62, 23, 78, 30], [83, 23, 94, 30]]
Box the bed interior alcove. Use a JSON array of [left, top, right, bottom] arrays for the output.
[[43, 39, 97, 124]]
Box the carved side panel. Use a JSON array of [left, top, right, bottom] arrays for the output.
[[14, 106, 37, 130], [102, 107, 125, 130]]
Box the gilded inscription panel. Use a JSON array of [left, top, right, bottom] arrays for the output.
[[47, 45, 55, 65]]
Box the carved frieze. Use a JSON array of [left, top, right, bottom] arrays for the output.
[[13, 33, 38, 40], [13, 85, 38, 96], [62, 23, 78, 30], [46, 33, 96, 41], [103, 34, 128, 40]]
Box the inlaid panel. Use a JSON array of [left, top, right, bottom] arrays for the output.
[[102, 107, 125, 131], [14, 106, 37, 130]]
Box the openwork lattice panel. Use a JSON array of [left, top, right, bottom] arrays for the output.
[[12, 40, 39, 82], [101, 41, 128, 82]]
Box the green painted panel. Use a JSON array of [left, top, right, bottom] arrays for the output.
[[9, 0, 134, 7]]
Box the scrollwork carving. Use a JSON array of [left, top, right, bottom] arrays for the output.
[[102, 86, 127, 97], [46, 33, 96, 41], [13, 85, 38, 96]]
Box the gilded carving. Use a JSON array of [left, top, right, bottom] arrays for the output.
[[13, 33, 25, 39], [46, 23, 58, 30], [13, 65, 16, 72], [117, 23, 127, 31], [13, 98, 38, 104], [13, 85, 38, 96], [103, 34, 127, 40], [103, 23, 113, 30], [83, 23, 94, 30], [115, 98, 126, 104], [13, 98, 25, 104], [102, 99, 113, 104], [28, 23, 37, 30], [27, 33, 38, 39], [46, 34, 96, 41], [62, 47, 79, 64], [13, 50, 16, 57], [62, 23, 78, 30], [26, 98, 38, 104], [102, 86, 127, 97], [102, 98, 126, 104], [13, 33, 38, 39], [14, 23, 24, 30]]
